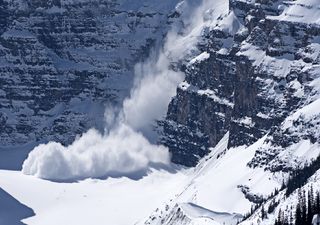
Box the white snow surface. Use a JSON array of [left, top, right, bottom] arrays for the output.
[[283, 97, 320, 130], [137, 133, 284, 225], [189, 52, 210, 65], [0, 168, 189, 225], [175, 134, 280, 214], [180, 202, 242, 225], [240, 168, 320, 225], [268, 0, 320, 25]]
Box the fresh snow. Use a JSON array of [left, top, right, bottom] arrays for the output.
[[138, 133, 284, 225], [176, 134, 281, 214], [238, 41, 293, 78], [197, 89, 234, 108], [180, 203, 242, 225], [268, 0, 320, 25], [189, 52, 210, 65], [213, 11, 243, 35], [178, 82, 234, 108], [240, 168, 320, 225], [0, 168, 189, 225], [282, 98, 320, 130]]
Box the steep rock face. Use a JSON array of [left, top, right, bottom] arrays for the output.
[[161, 0, 320, 167], [0, 0, 178, 147], [162, 52, 236, 166]]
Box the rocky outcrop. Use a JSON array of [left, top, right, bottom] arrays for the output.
[[161, 0, 320, 167]]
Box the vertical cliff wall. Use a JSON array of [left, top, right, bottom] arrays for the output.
[[161, 0, 320, 167]]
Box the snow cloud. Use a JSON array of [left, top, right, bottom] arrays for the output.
[[22, 53, 183, 181], [123, 53, 183, 141], [22, 125, 170, 181]]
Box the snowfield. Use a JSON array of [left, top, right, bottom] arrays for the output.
[[0, 168, 189, 225]]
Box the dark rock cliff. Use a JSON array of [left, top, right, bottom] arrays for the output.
[[0, 0, 178, 147], [161, 0, 320, 167]]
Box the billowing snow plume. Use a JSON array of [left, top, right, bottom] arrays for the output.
[[22, 52, 182, 181], [22, 125, 170, 180], [123, 53, 183, 141], [22, 43, 185, 181], [22, 0, 229, 181], [22, 34, 183, 181]]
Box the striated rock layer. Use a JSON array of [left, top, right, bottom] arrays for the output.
[[0, 0, 179, 147]]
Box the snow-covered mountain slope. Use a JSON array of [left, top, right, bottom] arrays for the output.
[[141, 96, 320, 225], [239, 168, 320, 225], [137, 133, 279, 225]]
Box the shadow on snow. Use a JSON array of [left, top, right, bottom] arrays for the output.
[[0, 188, 35, 225]]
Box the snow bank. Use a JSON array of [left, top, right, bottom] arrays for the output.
[[22, 125, 170, 181]]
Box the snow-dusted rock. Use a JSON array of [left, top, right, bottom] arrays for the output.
[[0, 0, 179, 148]]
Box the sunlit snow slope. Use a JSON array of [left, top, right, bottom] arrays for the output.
[[0, 168, 189, 225]]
